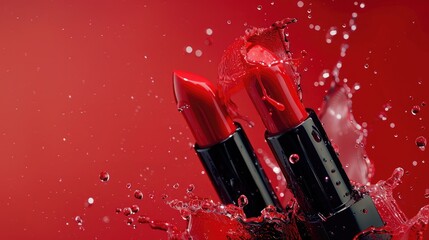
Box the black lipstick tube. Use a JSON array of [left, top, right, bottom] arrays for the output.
[[266, 110, 390, 239], [196, 123, 283, 218]]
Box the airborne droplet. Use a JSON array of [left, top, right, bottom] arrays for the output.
[[123, 207, 132, 216], [411, 105, 421, 115], [131, 204, 140, 213], [415, 136, 427, 151], [186, 184, 195, 193], [75, 216, 83, 226], [99, 171, 110, 182], [134, 190, 144, 200], [87, 197, 94, 206]]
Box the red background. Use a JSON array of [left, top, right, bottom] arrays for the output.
[[0, 0, 428, 239]]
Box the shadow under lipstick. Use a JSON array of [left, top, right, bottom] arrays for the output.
[[173, 70, 282, 218]]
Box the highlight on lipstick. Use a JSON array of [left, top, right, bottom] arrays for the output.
[[173, 70, 236, 148]]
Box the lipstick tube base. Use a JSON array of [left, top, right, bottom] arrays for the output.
[[195, 123, 282, 218], [266, 110, 391, 239]]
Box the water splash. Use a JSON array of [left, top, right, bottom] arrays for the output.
[[360, 168, 429, 239], [115, 190, 301, 239], [217, 18, 302, 124]]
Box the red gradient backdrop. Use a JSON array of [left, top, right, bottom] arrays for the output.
[[0, 1, 428, 239]]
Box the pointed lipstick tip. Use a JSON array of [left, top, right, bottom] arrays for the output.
[[172, 70, 235, 147]]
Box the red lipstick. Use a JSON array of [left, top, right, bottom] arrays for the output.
[[240, 43, 390, 239], [173, 70, 236, 148], [245, 44, 307, 133], [173, 71, 282, 218]]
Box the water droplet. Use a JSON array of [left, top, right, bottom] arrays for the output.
[[123, 207, 133, 216], [99, 171, 110, 182], [297, 1, 304, 8], [322, 70, 330, 79], [353, 83, 361, 91], [126, 217, 134, 226], [237, 195, 248, 207], [379, 112, 387, 121], [425, 189, 429, 199], [362, 208, 368, 214], [312, 130, 321, 142], [126, 183, 132, 189], [360, 2, 366, 8], [195, 49, 203, 57], [102, 216, 110, 223], [352, 12, 358, 18], [161, 194, 168, 200], [326, 27, 338, 44], [415, 136, 427, 151], [115, 208, 122, 214], [329, 27, 338, 36], [289, 154, 300, 164], [205, 28, 213, 36], [186, 184, 195, 193], [343, 32, 350, 40], [340, 44, 349, 57], [300, 50, 308, 57], [256, 5, 262, 10], [87, 197, 94, 205], [131, 204, 139, 213], [390, 123, 395, 128], [412, 105, 421, 115], [185, 46, 193, 54], [314, 25, 321, 31], [75, 216, 83, 225], [412, 161, 418, 167], [384, 103, 392, 112], [226, 20, 232, 25], [134, 190, 144, 199], [173, 183, 179, 189], [307, 9, 312, 13], [364, 63, 369, 69]]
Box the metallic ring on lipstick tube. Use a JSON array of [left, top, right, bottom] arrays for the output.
[[266, 110, 390, 239]]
